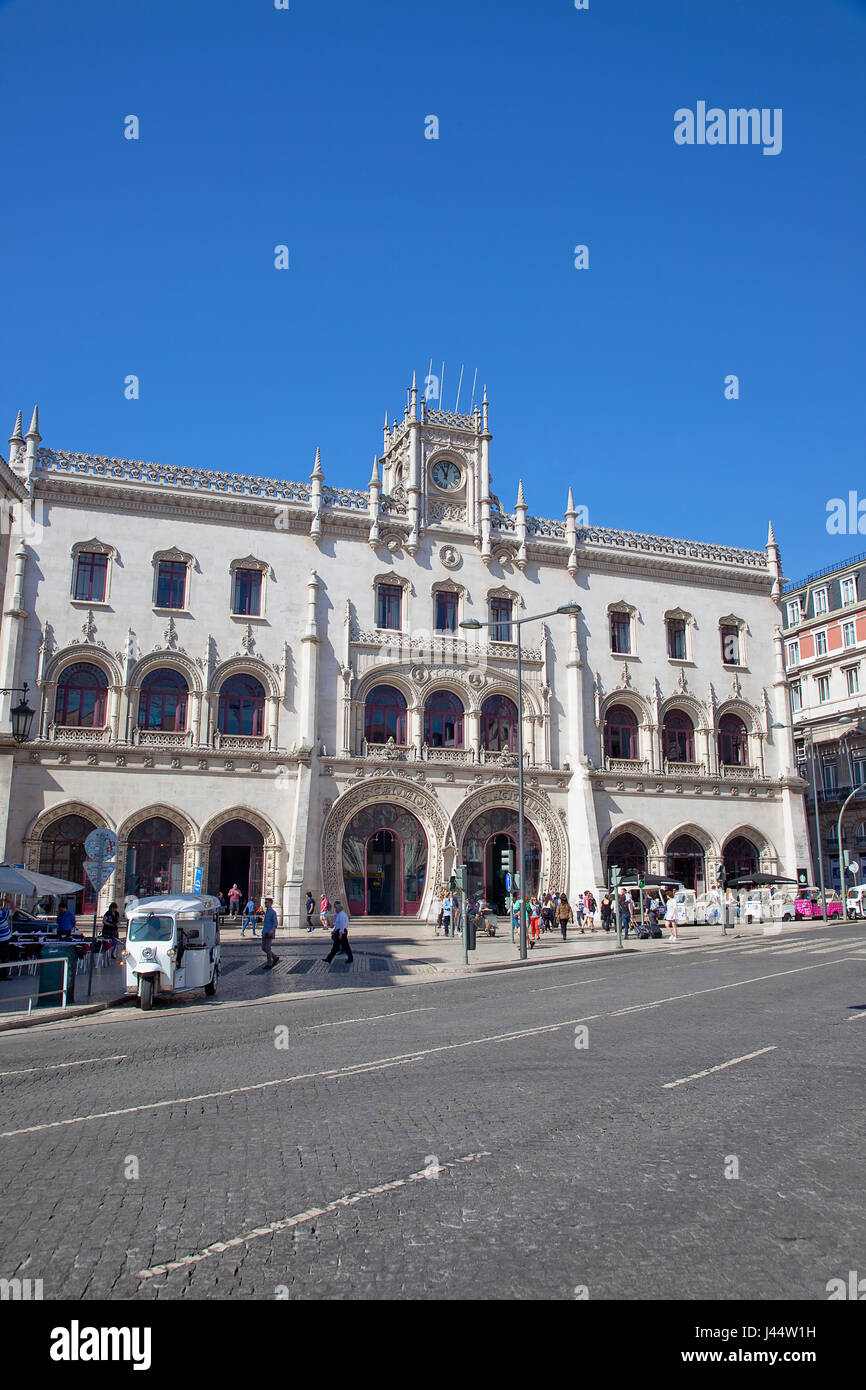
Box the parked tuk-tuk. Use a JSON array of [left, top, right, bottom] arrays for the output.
[[123, 894, 221, 1009], [771, 890, 797, 922], [672, 888, 696, 924], [743, 888, 775, 925], [846, 885, 866, 920]]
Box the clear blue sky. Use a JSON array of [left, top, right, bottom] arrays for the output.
[[1, 0, 864, 584]]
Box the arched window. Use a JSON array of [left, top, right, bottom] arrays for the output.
[[718, 713, 749, 766], [723, 835, 759, 880], [663, 710, 695, 763], [55, 663, 108, 728], [137, 668, 188, 732], [604, 704, 639, 760], [38, 813, 97, 912], [125, 817, 184, 898], [424, 691, 464, 749], [364, 685, 407, 745], [481, 695, 518, 752], [606, 832, 648, 879], [666, 834, 706, 891], [218, 675, 266, 736]]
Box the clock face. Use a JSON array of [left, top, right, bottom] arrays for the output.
[[432, 459, 462, 491]]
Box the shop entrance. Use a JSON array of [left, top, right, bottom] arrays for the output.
[[486, 833, 516, 914], [341, 803, 427, 917], [207, 819, 264, 905]]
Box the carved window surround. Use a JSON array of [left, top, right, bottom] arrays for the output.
[[229, 555, 270, 620], [70, 539, 117, 606], [151, 547, 196, 611]]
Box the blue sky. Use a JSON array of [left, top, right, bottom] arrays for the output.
[[1, 0, 864, 584]]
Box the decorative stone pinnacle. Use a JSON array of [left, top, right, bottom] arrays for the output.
[[311, 447, 324, 481], [81, 609, 97, 642], [9, 410, 24, 444], [26, 405, 40, 441]]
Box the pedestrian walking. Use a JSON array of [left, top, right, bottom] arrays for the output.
[[600, 894, 613, 932], [228, 883, 242, 919], [325, 902, 354, 963], [261, 897, 280, 968], [305, 889, 316, 931], [619, 889, 632, 939], [441, 889, 452, 937], [528, 895, 541, 943], [665, 890, 679, 941], [241, 897, 257, 936], [319, 894, 331, 931], [540, 893, 556, 934], [451, 890, 462, 938], [218, 891, 228, 918], [556, 893, 574, 940], [575, 895, 585, 931], [584, 890, 597, 931]]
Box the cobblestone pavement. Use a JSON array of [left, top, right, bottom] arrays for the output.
[[1, 922, 864, 1301]]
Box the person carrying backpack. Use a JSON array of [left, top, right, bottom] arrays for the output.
[[556, 893, 574, 940]]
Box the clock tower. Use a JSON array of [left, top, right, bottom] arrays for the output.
[[379, 375, 492, 560]]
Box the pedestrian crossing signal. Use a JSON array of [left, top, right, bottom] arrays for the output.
[[500, 848, 514, 875]]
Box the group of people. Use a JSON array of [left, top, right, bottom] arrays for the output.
[[510, 890, 598, 947], [595, 888, 681, 941]]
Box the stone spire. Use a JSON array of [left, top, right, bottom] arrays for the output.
[[310, 447, 324, 541], [766, 518, 782, 600], [7, 411, 24, 472], [368, 457, 381, 548], [515, 478, 528, 571], [565, 486, 578, 577]]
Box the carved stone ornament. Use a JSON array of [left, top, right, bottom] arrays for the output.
[[468, 671, 485, 689], [198, 758, 208, 770], [677, 667, 689, 693], [170, 757, 181, 769], [241, 624, 256, 655], [86, 753, 98, 766], [115, 754, 126, 767], [81, 610, 97, 643], [223, 760, 235, 772], [143, 755, 154, 768], [58, 752, 69, 765], [250, 761, 261, 772], [439, 545, 461, 570], [411, 664, 430, 685], [164, 616, 179, 650]]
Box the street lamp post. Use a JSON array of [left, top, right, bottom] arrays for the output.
[[772, 719, 827, 921], [0, 684, 35, 743], [837, 785, 866, 911], [462, 601, 581, 961]]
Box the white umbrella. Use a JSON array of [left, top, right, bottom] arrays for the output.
[[0, 863, 83, 895], [0, 863, 44, 895]]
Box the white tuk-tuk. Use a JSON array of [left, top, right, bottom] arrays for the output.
[[743, 888, 775, 924], [124, 894, 221, 1010]]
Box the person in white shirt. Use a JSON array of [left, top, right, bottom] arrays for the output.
[[665, 891, 678, 941], [325, 903, 354, 963]]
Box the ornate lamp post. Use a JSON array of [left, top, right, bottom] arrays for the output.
[[461, 602, 581, 959], [0, 683, 35, 743]]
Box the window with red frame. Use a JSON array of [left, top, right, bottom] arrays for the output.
[[217, 674, 266, 736], [364, 685, 407, 744], [232, 568, 262, 617], [377, 583, 402, 630], [610, 612, 631, 655], [720, 625, 740, 665], [73, 552, 108, 603], [718, 713, 749, 766], [424, 690, 464, 748], [490, 598, 513, 642], [662, 710, 695, 763], [603, 704, 639, 759], [55, 663, 108, 727], [156, 560, 187, 609], [137, 668, 189, 732], [435, 590, 458, 633]]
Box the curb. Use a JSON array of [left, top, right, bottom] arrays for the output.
[[0, 995, 131, 1032]]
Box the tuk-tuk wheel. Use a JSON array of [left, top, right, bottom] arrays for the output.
[[139, 976, 155, 1011], [205, 972, 217, 996]]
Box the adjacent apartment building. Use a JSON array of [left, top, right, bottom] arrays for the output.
[[782, 552, 866, 888]]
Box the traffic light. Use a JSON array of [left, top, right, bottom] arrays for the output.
[[716, 864, 726, 888], [610, 864, 621, 887], [500, 847, 514, 875], [455, 865, 467, 894]]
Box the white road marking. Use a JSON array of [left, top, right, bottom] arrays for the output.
[[662, 1046, 777, 1089], [0, 958, 848, 1140], [303, 1007, 434, 1030], [529, 976, 608, 993], [0, 1055, 126, 1078], [138, 1151, 492, 1279], [847, 1010, 866, 1022]]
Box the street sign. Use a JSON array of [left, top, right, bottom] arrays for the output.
[[85, 828, 118, 861], [84, 857, 115, 892], [505, 872, 512, 892], [194, 866, 203, 893]]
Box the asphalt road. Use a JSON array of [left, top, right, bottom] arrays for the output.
[[1, 924, 865, 1301]]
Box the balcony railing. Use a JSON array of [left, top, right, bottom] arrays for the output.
[[720, 763, 757, 780], [604, 757, 648, 773], [663, 761, 707, 777]]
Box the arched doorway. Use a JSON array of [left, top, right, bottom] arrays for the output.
[[606, 832, 648, 880], [38, 813, 97, 913], [341, 803, 427, 917], [723, 835, 759, 881], [666, 834, 706, 891], [207, 819, 264, 905], [125, 817, 184, 898], [463, 807, 541, 913]]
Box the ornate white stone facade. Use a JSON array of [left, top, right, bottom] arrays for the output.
[[0, 383, 810, 922]]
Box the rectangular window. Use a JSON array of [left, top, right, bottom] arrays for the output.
[[841, 576, 857, 607], [843, 621, 856, 648], [721, 624, 740, 665], [232, 568, 262, 617], [814, 588, 829, 615], [854, 757, 866, 787], [74, 552, 108, 603], [846, 666, 860, 696], [791, 681, 802, 712], [786, 598, 802, 627], [815, 630, 828, 657], [786, 641, 800, 667], [610, 612, 631, 655], [823, 759, 837, 790], [490, 598, 513, 642], [377, 583, 402, 630], [156, 560, 187, 609], [666, 619, 687, 660], [817, 674, 830, 702], [435, 591, 458, 633]]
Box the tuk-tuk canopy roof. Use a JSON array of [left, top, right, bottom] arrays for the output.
[[127, 894, 222, 915]]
